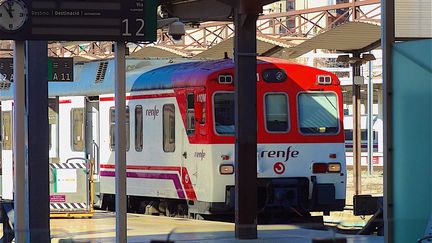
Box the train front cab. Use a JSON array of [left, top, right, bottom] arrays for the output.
[[188, 61, 346, 216]]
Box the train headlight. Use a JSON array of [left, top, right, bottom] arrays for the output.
[[218, 75, 233, 84], [317, 75, 332, 85], [220, 164, 234, 175], [327, 163, 341, 173]]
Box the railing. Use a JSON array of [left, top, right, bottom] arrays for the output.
[[157, 0, 381, 52]]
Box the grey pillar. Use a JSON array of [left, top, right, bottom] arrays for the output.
[[114, 42, 127, 243], [13, 40, 26, 243], [25, 41, 50, 242], [382, 0, 395, 241], [234, 0, 260, 239], [367, 55, 373, 175], [352, 53, 362, 195]]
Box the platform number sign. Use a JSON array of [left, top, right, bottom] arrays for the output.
[[48, 58, 73, 82], [0, 58, 13, 82], [121, 0, 156, 40], [1, 57, 73, 82], [0, 0, 157, 41]]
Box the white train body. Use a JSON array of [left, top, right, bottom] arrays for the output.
[[344, 115, 384, 167], [1, 57, 346, 215]]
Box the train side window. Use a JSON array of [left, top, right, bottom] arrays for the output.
[[1, 111, 12, 150], [109, 107, 115, 150], [135, 105, 143, 152], [264, 93, 289, 132], [163, 104, 175, 152], [186, 93, 195, 136], [126, 107, 130, 151], [109, 106, 130, 151], [71, 108, 85, 151]]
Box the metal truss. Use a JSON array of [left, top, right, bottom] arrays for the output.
[[160, 0, 380, 52], [0, 0, 381, 59]]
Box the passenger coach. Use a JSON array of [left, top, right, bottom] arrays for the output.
[[0, 57, 346, 217]]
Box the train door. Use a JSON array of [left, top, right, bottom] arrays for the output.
[[58, 96, 86, 162], [85, 98, 101, 205], [1, 101, 13, 200], [85, 98, 100, 174], [181, 92, 199, 186]]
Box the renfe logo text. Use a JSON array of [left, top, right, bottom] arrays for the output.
[[146, 106, 159, 120], [259, 146, 299, 162]]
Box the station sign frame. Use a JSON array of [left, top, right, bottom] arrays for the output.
[[0, 0, 157, 42]]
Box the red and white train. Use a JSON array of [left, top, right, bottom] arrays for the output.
[[0, 57, 346, 216]]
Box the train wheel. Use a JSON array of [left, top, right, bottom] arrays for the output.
[[165, 203, 177, 217], [145, 201, 160, 215], [137, 201, 147, 214], [101, 194, 115, 212], [177, 204, 188, 218]]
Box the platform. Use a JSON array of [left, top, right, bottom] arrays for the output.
[[34, 211, 384, 242]]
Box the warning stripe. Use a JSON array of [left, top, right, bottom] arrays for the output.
[[50, 203, 87, 210], [50, 162, 86, 169]]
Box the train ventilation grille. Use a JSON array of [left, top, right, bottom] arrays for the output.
[[0, 81, 11, 90], [95, 61, 108, 83]]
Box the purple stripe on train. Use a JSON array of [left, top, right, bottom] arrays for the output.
[[100, 171, 186, 199]]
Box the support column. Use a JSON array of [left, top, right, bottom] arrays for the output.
[[114, 42, 127, 243], [352, 53, 362, 195], [367, 55, 373, 175], [234, 0, 260, 239], [13, 40, 26, 243], [25, 41, 50, 242], [382, 0, 395, 241], [378, 89, 383, 120], [377, 90, 384, 155]]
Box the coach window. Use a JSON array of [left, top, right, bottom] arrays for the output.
[[265, 93, 289, 132], [186, 93, 195, 135], [71, 108, 84, 151], [126, 107, 130, 151], [163, 104, 175, 152], [109, 106, 130, 151], [2, 111, 12, 150], [344, 129, 378, 152], [48, 98, 59, 151], [298, 92, 339, 134], [213, 92, 235, 135], [135, 105, 143, 152]]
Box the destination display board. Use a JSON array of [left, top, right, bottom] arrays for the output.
[[0, 57, 73, 81], [0, 0, 157, 41]]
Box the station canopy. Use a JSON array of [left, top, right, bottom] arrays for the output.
[[195, 21, 381, 60], [281, 21, 381, 58], [195, 35, 302, 59], [129, 46, 190, 58]]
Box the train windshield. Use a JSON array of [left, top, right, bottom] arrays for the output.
[[213, 92, 235, 135], [298, 92, 339, 134]]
